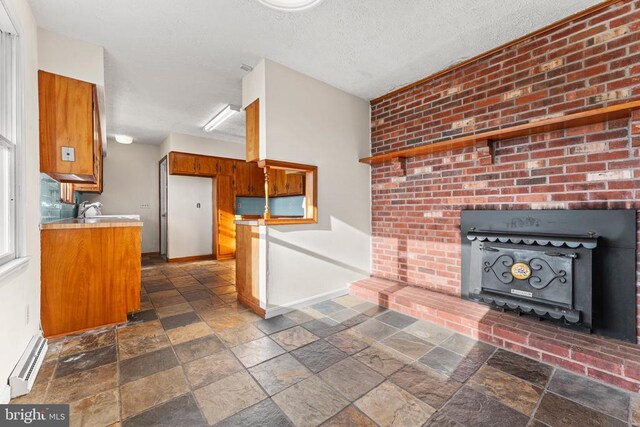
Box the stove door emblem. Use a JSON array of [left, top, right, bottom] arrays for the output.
[[511, 262, 532, 280]]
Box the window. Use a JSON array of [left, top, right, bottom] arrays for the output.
[[0, 8, 18, 267]]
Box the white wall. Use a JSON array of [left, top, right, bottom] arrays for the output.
[[81, 141, 160, 253], [0, 0, 41, 402], [161, 132, 245, 159], [37, 28, 107, 154], [159, 133, 244, 260], [243, 59, 372, 311], [167, 176, 213, 259]]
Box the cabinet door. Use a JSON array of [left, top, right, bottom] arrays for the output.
[[73, 88, 103, 193], [284, 173, 304, 196], [235, 161, 252, 196], [169, 152, 197, 175], [197, 156, 217, 176], [217, 159, 235, 176], [217, 174, 236, 259], [250, 164, 266, 197], [245, 99, 259, 162], [39, 71, 96, 182]]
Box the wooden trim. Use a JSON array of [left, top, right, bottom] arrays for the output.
[[158, 155, 167, 258], [257, 159, 317, 172], [360, 101, 640, 165], [142, 252, 160, 256], [370, 0, 621, 104], [238, 294, 266, 318], [167, 254, 215, 263], [258, 218, 317, 226]]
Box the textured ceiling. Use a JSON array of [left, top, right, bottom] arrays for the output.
[[28, 0, 602, 145]]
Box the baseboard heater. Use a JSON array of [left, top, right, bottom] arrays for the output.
[[9, 334, 48, 398]]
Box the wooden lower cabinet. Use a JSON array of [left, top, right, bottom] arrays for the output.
[[41, 226, 141, 337], [235, 224, 264, 317]]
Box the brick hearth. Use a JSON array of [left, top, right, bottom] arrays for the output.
[[350, 277, 640, 392], [367, 0, 640, 391]]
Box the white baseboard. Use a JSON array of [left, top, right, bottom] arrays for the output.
[[0, 384, 11, 404], [264, 287, 349, 318]]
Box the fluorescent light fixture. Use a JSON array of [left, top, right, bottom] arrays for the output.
[[258, 0, 324, 11], [203, 105, 241, 132], [114, 134, 133, 144]]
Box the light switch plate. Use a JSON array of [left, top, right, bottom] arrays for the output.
[[61, 147, 75, 162]]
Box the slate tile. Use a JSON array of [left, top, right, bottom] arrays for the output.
[[353, 302, 388, 317], [325, 329, 373, 355], [119, 346, 179, 384], [381, 331, 434, 359], [291, 340, 348, 373], [419, 347, 484, 382], [231, 337, 286, 368], [271, 326, 319, 351], [534, 391, 627, 427], [272, 376, 349, 426], [440, 386, 530, 427], [217, 398, 293, 427], [55, 345, 118, 379], [353, 344, 409, 377], [194, 371, 266, 426], [249, 353, 312, 395], [547, 369, 629, 421], [355, 381, 435, 427], [468, 365, 543, 416], [320, 406, 377, 427], [312, 300, 347, 315], [60, 329, 116, 357], [68, 388, 120, 427], [301, 318, 347, 339], [173, 334, 225, 363], [122, 393, 206, 427], [120, 366, 189, 419], [375, 310, 418, 329], [319, 357, 385, 401], [255, 315, 297, 335], [487, 349, 553, 388], [404, 320, 454, 345], [354, 319, 399, 341], [389, 363, 462, 409], [160, 311, 201, 330], [126, 309, 159, 324]]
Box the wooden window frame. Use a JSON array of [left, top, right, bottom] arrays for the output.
[[257, 159, 317, 225]]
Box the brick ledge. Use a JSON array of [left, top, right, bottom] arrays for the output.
[[350, 276, 640, 393]]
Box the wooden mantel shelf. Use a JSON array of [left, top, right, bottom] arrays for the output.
[[360, 100, 640, 165]]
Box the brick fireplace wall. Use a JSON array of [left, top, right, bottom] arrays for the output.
[[370, 1, 640, 337]]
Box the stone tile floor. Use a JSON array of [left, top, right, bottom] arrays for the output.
[[12, 255, 640, 426]]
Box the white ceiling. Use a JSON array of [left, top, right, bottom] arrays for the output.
[[28, 0, 601, 145]]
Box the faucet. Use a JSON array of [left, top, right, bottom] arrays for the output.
[[78, 201, 103, 218]]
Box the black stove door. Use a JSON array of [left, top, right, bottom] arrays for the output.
[[480, 242, 574, 308]]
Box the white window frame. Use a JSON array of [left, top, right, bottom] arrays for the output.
[[0, 0, 29, 280]]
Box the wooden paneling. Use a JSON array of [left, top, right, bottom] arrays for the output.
[[245, 99, 260, 162], [251, 164, 266, 197], [217, 158, 235, 176], [169, 152, 198, 175], [39, 70, 98, 183], [235, 161, 253, 196], [360, 101, 640, 165], [235, 224, 264, 317], [216, 174, 236, 259], [41, 226, 141, 337]]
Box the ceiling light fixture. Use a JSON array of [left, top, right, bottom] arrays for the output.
[[114, 134, 133, 144], [203, 105, 241, 132], [257, 0, 324, 12]]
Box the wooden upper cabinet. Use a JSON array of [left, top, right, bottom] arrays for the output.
[[217, 158, 235, 176], [39, 70, 100, 183], [236, 161, 266, 197], [245, 99, 259, 162], [169, 152, 198, 175], [74, 87, 103, 193], [197, 156, 217, 176], [285, 172, 304, 196]]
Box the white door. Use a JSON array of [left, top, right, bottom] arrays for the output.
[[167, 176, 213, 259], [160, 157, 168, 257]]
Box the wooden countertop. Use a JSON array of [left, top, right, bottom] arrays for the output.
[[40, 217, 143, 230]]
